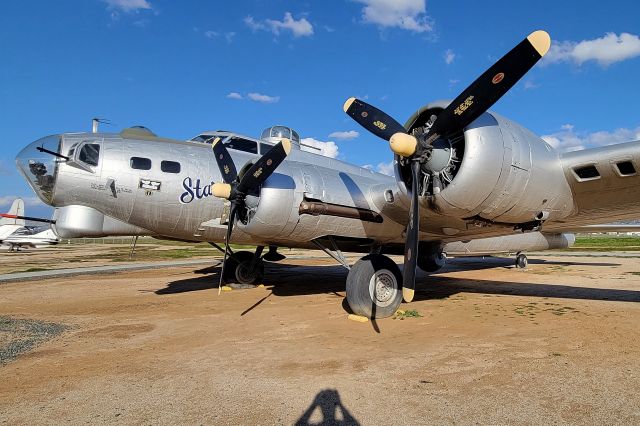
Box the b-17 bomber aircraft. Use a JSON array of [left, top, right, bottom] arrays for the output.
[[16, 30, 640, 318]]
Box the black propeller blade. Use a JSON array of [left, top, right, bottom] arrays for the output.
[[424, 30, 551, 144], [237, 140, 291, 193], [402, 160, 421, 302], [343, 97, 407, 141], [342, 30, 551, 303], [212, 137, 238, 184], [210, 138, 292, 292], [218, 203, 238, 294]]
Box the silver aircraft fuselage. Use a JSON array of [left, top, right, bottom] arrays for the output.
[[17, 109, 640, 257]]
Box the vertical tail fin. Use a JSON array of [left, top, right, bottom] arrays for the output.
[[1, 199, 26, 226]]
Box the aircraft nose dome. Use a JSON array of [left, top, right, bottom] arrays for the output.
[[15, 135, 62, 205]]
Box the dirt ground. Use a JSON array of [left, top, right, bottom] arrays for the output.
[[1, 252, 639, 425]]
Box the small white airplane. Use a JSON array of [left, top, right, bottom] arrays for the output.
[[0, 198, 60, 251]]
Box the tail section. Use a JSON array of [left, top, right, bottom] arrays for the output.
[[0, 199, 25, 226]]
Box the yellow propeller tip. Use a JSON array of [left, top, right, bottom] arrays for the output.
[[281, 138, 292, 155], [343, 97, 356, 113], [211, 137, 221, 147], [402, 287, 415, 303], [527, 30, 551, 57]]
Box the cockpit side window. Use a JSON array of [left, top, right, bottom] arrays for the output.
[[223, 137, 258, 154], [130, 157, 152, 170], [78, 143, 100, 167]]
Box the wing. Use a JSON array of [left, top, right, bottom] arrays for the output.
[[545, 139, 640, 229]]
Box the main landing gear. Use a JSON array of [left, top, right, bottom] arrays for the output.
[[346, 254, 403, 319], [224, 250, 265, 286], [210, 243, 265, 286], [515, 252, 528, 269]]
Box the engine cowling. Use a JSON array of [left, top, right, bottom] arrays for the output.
[[398, 101, 575, 225]]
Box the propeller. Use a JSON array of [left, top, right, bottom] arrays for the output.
[[210, 137, 292, 293], [344, 30, 551, 302]]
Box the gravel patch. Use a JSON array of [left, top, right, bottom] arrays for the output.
[[0, 316, 68, 364]]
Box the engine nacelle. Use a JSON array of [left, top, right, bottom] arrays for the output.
[[399, 101, 575, 225], [239, 173, 298, 239], [53, 205, 149, 238]]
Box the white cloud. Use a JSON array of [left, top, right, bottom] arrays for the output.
[[0, 196, 44, 209], [103, 0, 152, 12], [245, 12, 314, 38], [524, 80, 540, 90], [444, 49, 455, 64], [204, 30, 236, 43], [375, 160, 395, 176], [226, 92, 280, 103], [328, 130, 359, 140], [355, 0, 433, 33], [541, 124, 640, 152], [300, 138, 339, 158], [247, 92, 280, 103], [543, 32, 640, 66]]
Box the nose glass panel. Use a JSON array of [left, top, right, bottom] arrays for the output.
[[16, 135, 61, 205]]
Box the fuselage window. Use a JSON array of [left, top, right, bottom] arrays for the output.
[[224, 137, 258, 154], [78, 143, 100, 167], [130, 157, 152, 170], [161, 160, 181, 173]]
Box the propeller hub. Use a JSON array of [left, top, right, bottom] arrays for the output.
[[212, 183, 232, 199], [389, 132, 418, 157]]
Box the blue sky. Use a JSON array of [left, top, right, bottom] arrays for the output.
[[1, 0, 639, 218]]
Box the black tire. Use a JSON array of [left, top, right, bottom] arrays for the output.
[[224, 250, 264, 285], [417, 252, 447, 272], [346, 254, 403, 319], [515, 254, 528, 269]]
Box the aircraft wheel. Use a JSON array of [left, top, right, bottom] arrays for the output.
[[515, 253, 528, 269], [346, 254, 403, 319], [224, 250, 264, 285]]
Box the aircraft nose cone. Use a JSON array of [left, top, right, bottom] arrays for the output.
[[16, 135, 62, 205]]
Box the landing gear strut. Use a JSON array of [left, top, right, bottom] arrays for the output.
[[346, 254, 403, 319], [515, 252, 528, 269]]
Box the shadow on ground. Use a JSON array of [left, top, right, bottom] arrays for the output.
[[295, 389, 360, 426], [154, 257, 639, 304]]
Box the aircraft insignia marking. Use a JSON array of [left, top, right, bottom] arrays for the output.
[[361, 111, 368, 118], [454, 95, 475, 116], [139, 179, 161, 191], [373, 120, 387, 130], [492, 72, 505, 84], [266, 159, 273, 166]]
